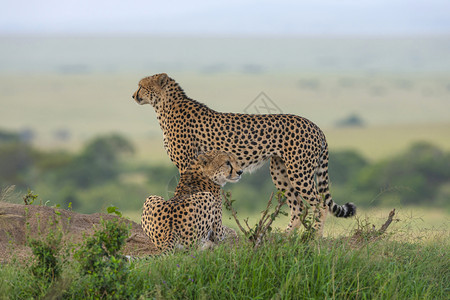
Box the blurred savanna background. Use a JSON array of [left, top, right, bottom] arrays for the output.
[[1, 0, 449, 236]]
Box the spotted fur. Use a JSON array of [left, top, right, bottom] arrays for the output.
[[141, 150, 242, 253]]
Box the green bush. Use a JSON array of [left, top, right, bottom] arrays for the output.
[[328, 150, 368, 185], [58, 134, 134, 188], [356, 143, 450, 206], [25, 198, 64, 298], [0, 141, 35, 189], [73, 218, 132, 299], [28, 230, 62, 283], [1, 128, 449, 212]]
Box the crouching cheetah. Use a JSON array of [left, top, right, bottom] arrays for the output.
[[141, 150, 242, 253], [133, 73, 356, 234]]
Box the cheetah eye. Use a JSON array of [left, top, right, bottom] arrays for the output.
[[226, 161, 231, 166]]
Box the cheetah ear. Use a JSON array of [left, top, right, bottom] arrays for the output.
[[155, 73, 169, 88], [207, 149, 223, 157], [197, 153, 211, 166], [194, 150, 205, 162]]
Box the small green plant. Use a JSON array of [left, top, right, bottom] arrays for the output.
[[23, 189, 38, 205], [74, 217, 131, 298], [26, 196, 64, 288], [107, 205, 123, 217], [28, 229, 63, 283]]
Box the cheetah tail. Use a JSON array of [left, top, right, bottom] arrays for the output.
[[317, 148, 356, 218]]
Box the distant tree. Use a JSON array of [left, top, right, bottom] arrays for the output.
[[19, 128, 35, 143], [298, 78, 321, 90], [59, 134, 134, 188], [53, 128, 71, 141], [0, 141, 35, 188], [356, 143, 450, 206], [0, 129, 20, 143], [328, 150, 368, 185], [335, 114, 365, 128]]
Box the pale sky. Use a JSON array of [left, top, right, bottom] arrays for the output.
[[1, 0, 449, 35]]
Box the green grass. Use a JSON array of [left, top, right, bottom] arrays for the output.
[[1, 229, 448, 299], [131, 237, 447, 299]]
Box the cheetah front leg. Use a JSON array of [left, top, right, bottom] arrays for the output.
[[189, 192, 220, 247], [210, 198, 227, 242]]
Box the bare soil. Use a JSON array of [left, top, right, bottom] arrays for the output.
[[0, 202, 158, 264]]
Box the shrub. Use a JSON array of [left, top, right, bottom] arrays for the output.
[[28, 230, 62, 283], [73, 218, 132, 299], [356, 143, 450, 206]]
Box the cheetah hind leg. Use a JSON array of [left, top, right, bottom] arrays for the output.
[[269, 156, 307, 234], [142, 195, 176, 252], [278, 156, 328, 235]]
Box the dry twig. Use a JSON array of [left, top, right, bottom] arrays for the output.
[[222, 190, 287, 249], [222, 191, 247, 235], [378, 209, 396, 235], [350, 208, 398, 244]]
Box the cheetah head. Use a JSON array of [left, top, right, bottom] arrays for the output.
[[198, 150, 243, 186], [132, 73, 169, 106]]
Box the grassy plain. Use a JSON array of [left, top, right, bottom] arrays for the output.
[[1, 72, 449, 158], [324, 123, 450, 161]]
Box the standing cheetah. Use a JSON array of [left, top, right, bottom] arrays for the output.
[[141, 150, 242, 253], [133, 73, 355, 234]]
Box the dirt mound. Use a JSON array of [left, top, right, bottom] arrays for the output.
[[0, 202, 158, 263]]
